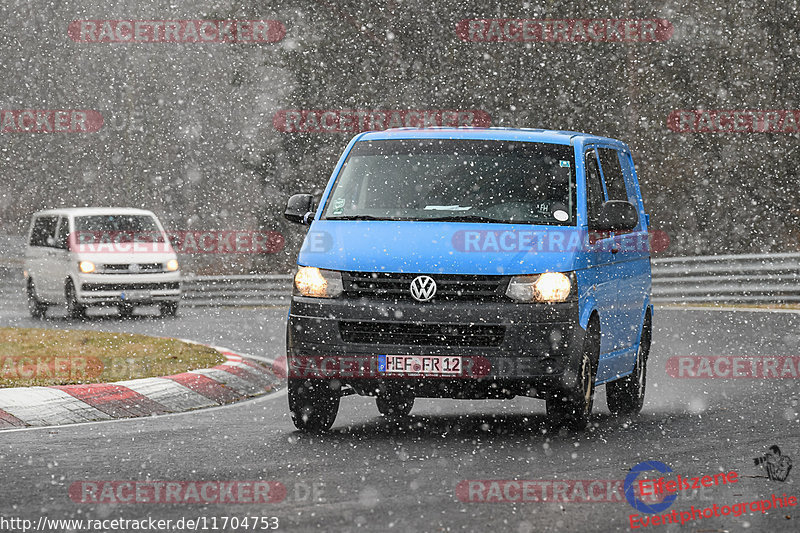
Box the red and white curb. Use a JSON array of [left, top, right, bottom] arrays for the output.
[[0, 343, 282, 430]]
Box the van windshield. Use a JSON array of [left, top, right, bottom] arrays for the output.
[[73, 215, 164, 242], [322, 139, 576, 225]]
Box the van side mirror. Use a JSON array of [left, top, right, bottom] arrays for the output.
[[284, 194, 316, 225], [591, 200, 638, 232]]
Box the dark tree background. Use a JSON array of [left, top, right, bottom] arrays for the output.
[[1, 0, 798, 272]]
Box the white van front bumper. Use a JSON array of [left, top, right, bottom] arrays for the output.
[[74, 271, 182, 305]]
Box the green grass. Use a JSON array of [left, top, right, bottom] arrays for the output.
[[0, 327, 225, 388]]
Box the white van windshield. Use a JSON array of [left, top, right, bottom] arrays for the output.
[[74, 215, 164, 242], [322, 139, 576, 225]]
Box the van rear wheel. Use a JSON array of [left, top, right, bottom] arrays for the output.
[[607, 312, 651, 415], [288, 378, 340, 433], [27, 279, 47, 319]]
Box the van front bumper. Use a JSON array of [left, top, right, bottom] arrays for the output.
[[75, 272, 182, 305], [287, 296, 585, 399]]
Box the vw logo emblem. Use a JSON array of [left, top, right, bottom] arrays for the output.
[[410, 275, 437, 302], [128, 263, 140, 273]]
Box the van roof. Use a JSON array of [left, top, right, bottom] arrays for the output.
[[31, 207, 157, 217], [356, 127, 627, 148]]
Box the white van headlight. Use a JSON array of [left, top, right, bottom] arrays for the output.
[[506, 272, 572, 302], [166, 259, 179, 271], [294, 267, 343, 298], [79, 261, 96, 274]]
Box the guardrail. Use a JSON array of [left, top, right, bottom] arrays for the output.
[[181, 252, 800, 306], [2, 252, 799, 307], [651, 252, 800, 304], [180, 274, 292, 307]]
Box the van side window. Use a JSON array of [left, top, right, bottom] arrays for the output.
[[29, 216, 58, 247], [598, 148, 629, 201], [585, 151, 605, 223], [55, 217, 70, 250]]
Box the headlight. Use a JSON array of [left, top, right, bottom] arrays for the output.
[[79, 261, 96, 274], [166, 259, 179, 271], [294, 266, 343, 298], [506, 272, 572, 302]]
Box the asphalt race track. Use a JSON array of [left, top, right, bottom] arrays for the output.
[[0, 302, 798, 532]]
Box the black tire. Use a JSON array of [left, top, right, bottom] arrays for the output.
[[376, 391, 414, 418], [118, 304, 135, 319], [546, 318, 600, 430], [160, 302, 179, 317], [288, 378, 340, 433], [607, 311, 651, 415], [65, 280, 86, 319], [26, 279, 47, 319]]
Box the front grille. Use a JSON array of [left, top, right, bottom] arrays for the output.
[[101, 263, 164, 273], [339, 320, 505, 347], [81, 282, 180, 292], [342, 272, 507, 301]]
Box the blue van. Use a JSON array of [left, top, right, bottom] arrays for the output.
[[284, 128, 652, 432]]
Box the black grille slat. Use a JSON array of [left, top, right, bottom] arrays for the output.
[[103, 264, 129, 271], [343, 272, 507, 301], [339, 321, 505, 347], [101, 263, 165, 274], [81, 282, 180, 292]]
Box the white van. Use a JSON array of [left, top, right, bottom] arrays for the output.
[[23, 208, 181, 319]]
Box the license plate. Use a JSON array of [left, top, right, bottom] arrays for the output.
[[378, 355, 462, 375], [121, 290, 150, 301]]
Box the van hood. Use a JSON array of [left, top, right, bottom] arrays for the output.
[[297, 220, 581, 275]]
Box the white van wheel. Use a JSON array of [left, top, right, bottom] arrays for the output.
[[27, 279, 48, 319], [160, 302, 179, 317], [65, 280, 86, 319]]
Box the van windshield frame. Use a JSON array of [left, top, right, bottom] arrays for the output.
[[321, 139, 577, 226]]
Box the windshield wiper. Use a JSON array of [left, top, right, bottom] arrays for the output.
[[325, 215, 394, 221], [423, 215, 510, 223]]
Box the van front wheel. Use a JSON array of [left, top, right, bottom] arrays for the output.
[[65, 280, 86, 319], [160, 302, 179, 317], [27, 279, 47, 319], [546, 319, 599, 430], [376, 391, 414, 418], [607, 312, 651, 415], [288, 378, 340, 433]]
